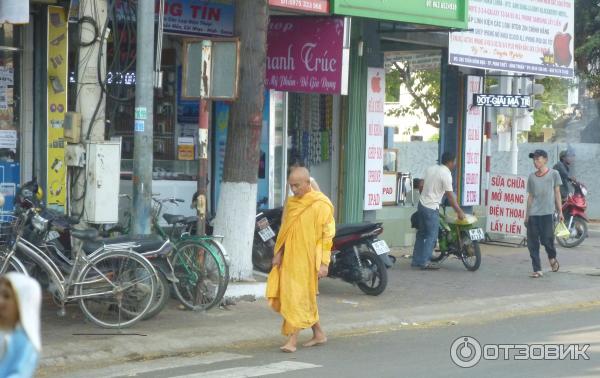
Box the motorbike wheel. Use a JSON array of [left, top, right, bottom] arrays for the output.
[[252, 238, 274, 274], [557, 216, 588, 248], [460, 235, 481, 272], [142, 270, 171, 320], [357, 249, 388, 296]]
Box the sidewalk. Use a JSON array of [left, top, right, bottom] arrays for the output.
[[38, 226, 600, 375]]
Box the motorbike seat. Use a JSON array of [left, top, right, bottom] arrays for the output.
[[335, 223, 381, 238], [71, 228, 100, 241], [82, 233, 168, 255], [181, 216, 199, 225], [163, 213, 185, 225]]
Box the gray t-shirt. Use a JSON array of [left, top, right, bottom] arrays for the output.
[[527, 169, 562, 216]]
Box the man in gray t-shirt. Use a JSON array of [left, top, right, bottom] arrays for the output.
[[525, 149, 563, 278]]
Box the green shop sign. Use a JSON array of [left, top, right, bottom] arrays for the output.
[[331, 0, 468, 29]]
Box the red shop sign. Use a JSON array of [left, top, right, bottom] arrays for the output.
[[268, 0, 329, 14], [267, 16, 344, 94]]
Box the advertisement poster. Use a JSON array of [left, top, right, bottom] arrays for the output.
[[364, 67, 385, 211], [486, 174, 527, 237], [47, 7, 68, 208], [268, 0, 329, 14], [266, 16, 344, 94], [461, 76, 483, 206], [212, 101, 229, 210], [449, 0, 575, 78], [382, 173, 398, 206], [161, 0, 234, 37], [177, 137, 195, 160]]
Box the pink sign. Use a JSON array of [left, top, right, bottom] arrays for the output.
[[267, 16, 344, 94]]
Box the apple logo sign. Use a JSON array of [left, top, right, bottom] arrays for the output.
[[553, 23, 572, 67], [371, 72, 382, 93]]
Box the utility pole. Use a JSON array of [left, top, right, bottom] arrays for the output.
[[510, 75, 519, 175], [72, 0, 107, 219], [131, 0, 155, 234]]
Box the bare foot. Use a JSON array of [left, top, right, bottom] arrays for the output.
[[280, 344, 297, 353], [303, 336, 327, 347]]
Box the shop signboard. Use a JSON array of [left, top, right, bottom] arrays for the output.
[[474, 94, 531, 109], [266, 16, 345, 95], [331, 0, 467, 29], [47, 6, 68, 209], [364, 67, 385, 211], [448, 0, 575, 78], [269, 0, 329, 14], [460, 76, 483, 207], [160, 0, 234, 37], [486, 174, 527, 237], [384, 51, 441, 73]]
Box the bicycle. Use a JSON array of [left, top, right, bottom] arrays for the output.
[[0, 206, 157, 328], [151, 196, 230, 311]]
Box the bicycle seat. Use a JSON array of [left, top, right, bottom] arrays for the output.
[[163, 213, 185, 225], [71, 228, 100, 241]]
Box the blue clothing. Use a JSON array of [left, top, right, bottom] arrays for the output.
[[0, 327, 39, 378], [411, 202, 440, 267]]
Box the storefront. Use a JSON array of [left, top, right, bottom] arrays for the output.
[[265, 15, 346, 212]]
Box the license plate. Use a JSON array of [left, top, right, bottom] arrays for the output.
[[258, 226, 276, 242], [468, 228, 485, 241], [371, 240, 390, 255]]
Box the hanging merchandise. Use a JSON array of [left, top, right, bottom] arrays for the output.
[[309, 94, 321, 166]]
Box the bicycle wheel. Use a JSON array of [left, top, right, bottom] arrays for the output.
[[0, 252, 27, 275], [171, 240, 226, 311], [77, 250, 156, 328], [204, 238, 230, 300]]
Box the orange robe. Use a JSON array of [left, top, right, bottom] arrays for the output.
[[266, 190, 336, 336]]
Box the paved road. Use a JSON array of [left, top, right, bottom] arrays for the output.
[[54, 305, 600, 378]]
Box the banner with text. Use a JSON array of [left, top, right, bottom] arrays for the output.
[[269, 0, 329, 14], [267, 16, 344, 94], [486, 174, 527, 237], [448, 0, 574, 78], [160, 0, 234, 36], [47, 7, 68, 209], [461, 76, 483, 206], [364, 67, 385, 211]]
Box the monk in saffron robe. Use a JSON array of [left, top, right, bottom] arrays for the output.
[[266, 167, 336, 353]]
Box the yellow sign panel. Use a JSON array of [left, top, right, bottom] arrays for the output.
[[47, 6, 67, 208]]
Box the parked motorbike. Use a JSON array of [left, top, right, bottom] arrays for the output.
[[557, 180, 588, 248], [253, 207, 393, 296], [430, 207, 483, 271], [15, 179, 177, 320]]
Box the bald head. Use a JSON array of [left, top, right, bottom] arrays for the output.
[[288, 167, 311, 197]]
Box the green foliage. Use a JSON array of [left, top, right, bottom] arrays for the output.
[[532, 77, 570, 136], [575, 0, 600, 96], [386, 70, 400, 102], [385, 62, 441, 128]]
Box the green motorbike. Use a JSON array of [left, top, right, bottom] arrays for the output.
[[430, 209, 483, 271]]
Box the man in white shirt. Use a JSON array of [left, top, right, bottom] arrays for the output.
[[412, 152, 465, 269]]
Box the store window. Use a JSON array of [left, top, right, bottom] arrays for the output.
[[0, 23, 21, 162]]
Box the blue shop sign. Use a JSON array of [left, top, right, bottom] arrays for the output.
[[160, 0, 234, 37]]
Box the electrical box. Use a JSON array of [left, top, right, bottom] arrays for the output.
[[64, 112, 82, 143], [83, 141, 121, 224], [65, 144, 85, 167]]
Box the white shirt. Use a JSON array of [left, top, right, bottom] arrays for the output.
[[420, 164, 453, 210]]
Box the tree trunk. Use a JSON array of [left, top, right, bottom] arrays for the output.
[[213, 0, 268, 281]]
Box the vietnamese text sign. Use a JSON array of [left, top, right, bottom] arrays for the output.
[[47, 7, 68, 208], [364, 67, 385, 211], [266, 16, 344, 94], [159, 0, 234, 37], [449, 0, 574, 78], [486, 174, 527, 237], [332, 0, 467, 29], [269, 0, 329, 14], [474, 94, 531, 108], [461, 76, 483, 206]]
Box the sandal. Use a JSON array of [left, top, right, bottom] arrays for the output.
[[550, 259, 560, 272], [529, 271, 543, 278]]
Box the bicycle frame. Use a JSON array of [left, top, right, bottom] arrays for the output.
[[1, 219, 129, 302]]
